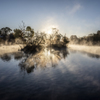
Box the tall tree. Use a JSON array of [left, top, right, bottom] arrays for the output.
[[14, 29, 22, 38], [26, 26, 31, 31], [1, 27, 12, 35], [0, 30, 1, 35], [26, 26, 34, 37], [0, 27, 12, 40]]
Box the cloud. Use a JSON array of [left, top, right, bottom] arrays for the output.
[[69, 4, 81, 15]]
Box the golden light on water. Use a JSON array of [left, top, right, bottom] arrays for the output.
[[22, 48, 61, 68]]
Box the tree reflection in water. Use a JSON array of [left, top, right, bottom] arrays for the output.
[[19, 47, 69, 73], [0, 54, 11, 61], [70, 49, 100, 59], [1, 48, 100, 74], [0, 52, 23, 62]]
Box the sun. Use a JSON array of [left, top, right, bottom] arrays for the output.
[[46, 28, 52, 34]]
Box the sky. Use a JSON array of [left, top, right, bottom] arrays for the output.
[[0, 0, 100, 37]]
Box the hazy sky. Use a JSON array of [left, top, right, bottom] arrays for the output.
[[0, 0, 100, 37]]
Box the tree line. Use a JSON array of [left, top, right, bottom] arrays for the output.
[[0, 26, 69, 48], [0, 26, 34, 45], [70, 30, 100, 46]]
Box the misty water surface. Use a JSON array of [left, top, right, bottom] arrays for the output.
[[0, 48, 100, 100]]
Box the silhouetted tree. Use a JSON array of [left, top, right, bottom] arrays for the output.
[[62, 36, 69, 45], [14, 29, 22, 38], [0, 30, 1, 35], [8, 33, 15, 43], [0, 27, 12, 40], [26, 26, 31, 31], [26, 26, 34, 37]]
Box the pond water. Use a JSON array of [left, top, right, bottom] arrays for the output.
[[0, 48, 100, 100]]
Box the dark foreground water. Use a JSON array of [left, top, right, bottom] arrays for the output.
[[0, 48, 100, 100]]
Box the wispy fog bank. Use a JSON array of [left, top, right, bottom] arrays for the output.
[[68, 44, 100, 55]]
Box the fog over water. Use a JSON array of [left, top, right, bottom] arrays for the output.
[[68, 44, 100, 56], [1, 0, 100, 99], [0, 47, 100, 100]]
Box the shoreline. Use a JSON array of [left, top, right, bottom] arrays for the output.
[[0, 45, 24, 55], [68, 44, 100, 55], [0, 44, 100, 56]]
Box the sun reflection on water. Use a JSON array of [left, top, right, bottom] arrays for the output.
[[19, 47, 69, 72]]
